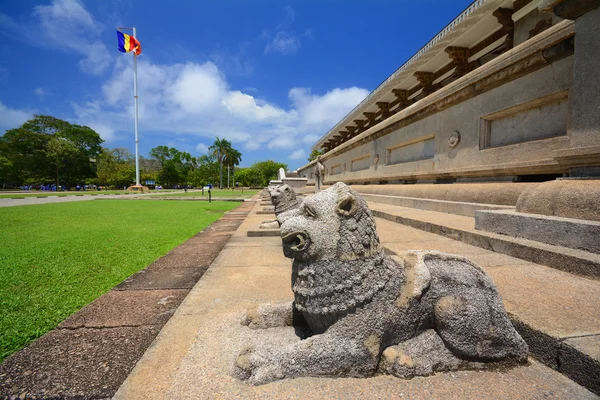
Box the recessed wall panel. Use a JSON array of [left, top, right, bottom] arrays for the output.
[[387, 136, 435, 165], [351, 156, 370, 172]]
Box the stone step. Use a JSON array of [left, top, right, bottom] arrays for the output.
[[373, 215, 600, 395], [475, 209, 600, 254], [360, 193, 514, 217], [368, 202, 600, 279]]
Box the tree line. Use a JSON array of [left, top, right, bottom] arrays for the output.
[[0, 115, 287, 189]]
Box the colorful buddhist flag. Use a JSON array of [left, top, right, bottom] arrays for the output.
[[117, 30, 142, 55]]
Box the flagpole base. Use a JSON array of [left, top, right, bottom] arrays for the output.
[[127, 184, 150, 193]]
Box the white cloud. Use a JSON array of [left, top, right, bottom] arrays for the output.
[[168, 63, 227, 114], [265, 31, 301, 55], [69, 56, 367, 159], [288, 149, 306, 160], [289, 87, 369, 128], [196, 143, 209, 154], [222, 91, 288, 121], [31, 0, 111, 75], [263, 6, 312, 56], [0, 101, 33, 133], [34, 87, 47, 98]]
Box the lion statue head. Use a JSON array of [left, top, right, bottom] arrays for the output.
[[277, 182, 379, 262], [270, 184, 301, 216]]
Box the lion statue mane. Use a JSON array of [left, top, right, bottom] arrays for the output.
[[235, 182, 527, 385]]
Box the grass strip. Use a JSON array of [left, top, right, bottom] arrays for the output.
[[0, 199, 238, 362], [153, 189, 258, 198]]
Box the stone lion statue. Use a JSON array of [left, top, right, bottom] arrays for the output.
[[235, 182, 528, 385], [259, 184, 302, 229]]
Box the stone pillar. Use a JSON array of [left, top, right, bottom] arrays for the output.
[[543, 0, 600, 175]]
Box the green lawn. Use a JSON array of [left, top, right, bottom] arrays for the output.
[[153, 189, 258, 198], [0, 200, 239, 362], [0, 190, 175, 199]]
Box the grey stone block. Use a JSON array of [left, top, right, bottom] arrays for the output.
[[475, 209, 600, 253]]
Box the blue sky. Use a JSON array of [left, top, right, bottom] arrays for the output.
[[0, 0, 472, 170]]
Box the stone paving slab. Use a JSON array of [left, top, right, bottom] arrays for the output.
[[247, 228, 280, 237], [226, 235, 282, 247], [0, 326, 160, 399], [485, 264, 600, 338], [561, 336, 600, 394], [212, 245, 289, 267], [114, 200, 596, 399], [113, 267, 206, 290], [58, 289, 188, 329], [148, 246, 224, 269]]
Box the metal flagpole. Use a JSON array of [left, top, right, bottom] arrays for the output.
[[132, 27, 140, 186]]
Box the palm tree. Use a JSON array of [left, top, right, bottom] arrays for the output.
[[223, 148, 242, 188], [208, 137, 232, 189]]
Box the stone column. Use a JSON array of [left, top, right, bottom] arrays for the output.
[[542, 0, 600, 176]]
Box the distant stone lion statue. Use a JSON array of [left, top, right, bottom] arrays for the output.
[[235, 182, 528, 385], [259, 184, 301, 229]]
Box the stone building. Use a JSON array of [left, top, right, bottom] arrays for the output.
[[296, 0, 599, 218], [295, 2, 600, 391]]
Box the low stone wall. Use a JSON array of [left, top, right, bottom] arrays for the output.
[[516, 179, 600, 222]]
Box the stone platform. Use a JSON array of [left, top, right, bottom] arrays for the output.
[[114, 200, 597, 399]]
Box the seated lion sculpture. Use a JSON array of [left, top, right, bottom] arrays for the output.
[[235, 182, 528, 385], [259, 184, 301, 229]]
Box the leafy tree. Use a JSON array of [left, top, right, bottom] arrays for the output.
[[46, 137, 78, 188], [208, 137, 232, 189], [0, 115, 103, 187], [149, 145, 171, 167], [0, 155, 13, 188], [232, 167, 254, 187], [249, 160, 288, 186], [308, 148, 324, 162], [0, 127, 51, 184], [224, 148, 242, 187], [188, 154, 219, 187], [148, 146, 199, 187]]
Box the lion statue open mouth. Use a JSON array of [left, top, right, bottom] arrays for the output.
[[235, 182, 528, 385]]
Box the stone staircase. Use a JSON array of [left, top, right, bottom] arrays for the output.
[[366, 200, 600, 395]]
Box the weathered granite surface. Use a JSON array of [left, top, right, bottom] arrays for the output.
[[234, 183, 527, 385], [259, 184, 302, 229]]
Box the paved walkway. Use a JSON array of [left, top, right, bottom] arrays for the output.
[[0, 194, 110, 207], [0, 192, 254, 207], [114, 200, 596, 399]]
